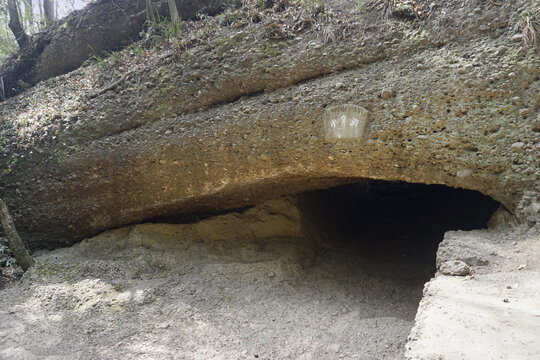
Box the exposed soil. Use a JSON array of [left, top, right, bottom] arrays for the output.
[[0, 182, 499, 359]]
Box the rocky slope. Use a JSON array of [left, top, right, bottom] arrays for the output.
[[0, 0, 233, 99], [0, 0, 539, 248]]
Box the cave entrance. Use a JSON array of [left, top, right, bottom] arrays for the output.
[[293, 180, 500, 358], [299, 180, 500, 266]]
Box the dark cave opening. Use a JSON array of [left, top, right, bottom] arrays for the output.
[[299, 180, 500, 269], [284, 181, 500, 358]]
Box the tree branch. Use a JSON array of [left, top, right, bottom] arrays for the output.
[[8, 0, 29, 49]]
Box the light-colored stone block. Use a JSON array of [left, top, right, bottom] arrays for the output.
[[322, 104, 370, 139]]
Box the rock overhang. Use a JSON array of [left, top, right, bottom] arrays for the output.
[[0, 0, 539, 248]]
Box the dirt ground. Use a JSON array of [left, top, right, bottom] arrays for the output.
[[0, 225, 423, 360]]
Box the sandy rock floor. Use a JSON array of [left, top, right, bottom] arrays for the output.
[[406, 225, 540, 360]]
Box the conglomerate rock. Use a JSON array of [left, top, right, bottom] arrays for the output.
[[0, 0, 539, 249]]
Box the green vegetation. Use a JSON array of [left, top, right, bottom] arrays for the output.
[[156, 17, 183, 41], [216, 11, 240, 26], [6, 154, 19, 174], [16, 79, 31, 91], [87, 47, 122, 68], [302, 0, 325, 15], [0, 237, 17, 267], [260, 42, 281, 57], [130, 42, 145, 57], [144, 14, 184, 49], [214, 32, 246, 56]]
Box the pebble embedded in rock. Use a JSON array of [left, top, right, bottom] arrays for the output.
[[510, 96, 521, 104], [512, 34, 524, 42], [335, 82, 344, 90], [457, 169, 473, 179], [439, 260, 471, 276], [519, 108, 531, 118], [511, 142, 525, 151], [496, 46, 508, 56], [381, 89, 393, 100]]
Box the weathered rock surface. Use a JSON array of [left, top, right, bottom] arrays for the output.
[[439, 260, 471, 276], [406, 225, 540, 359], [0, 0, 539, 248]]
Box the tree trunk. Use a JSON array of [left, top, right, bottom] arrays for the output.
[[145, 0, 156, 22], [43, 0, 54, 26], [8, 0, 29, 48], [37, 0, 43, 31], [0, 199, 35, 272], [168, 0, 179, 24], [24, 0, 34, 34]]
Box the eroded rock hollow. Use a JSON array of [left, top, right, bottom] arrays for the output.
[[0, 181, 504, 358]]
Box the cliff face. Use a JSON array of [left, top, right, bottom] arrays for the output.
[[0, 0, 539, 248]]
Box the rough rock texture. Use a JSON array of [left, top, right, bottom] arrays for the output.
[[439, 260, 471, 276], [0, 0, 539, 248], [406, 223, 540, 359]]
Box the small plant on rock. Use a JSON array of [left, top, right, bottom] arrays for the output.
[[519, 10, 539, 49]]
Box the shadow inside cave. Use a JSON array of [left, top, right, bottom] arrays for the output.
[[299, 180, 500, 266]]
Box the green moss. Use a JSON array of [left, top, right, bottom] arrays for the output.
[[259, 42, 281, 57], [108, 301, 126, 312], [112, 283, 126, 292], [134, 267, 148, 278], [213, 32, 246, 57]]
